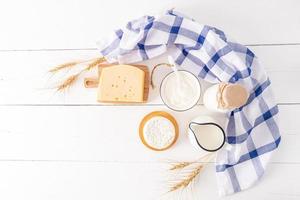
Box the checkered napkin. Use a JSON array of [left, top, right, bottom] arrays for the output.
[[96, 10, 281, 196]]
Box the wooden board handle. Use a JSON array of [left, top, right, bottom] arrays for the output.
[[84, 77, 98, 88]]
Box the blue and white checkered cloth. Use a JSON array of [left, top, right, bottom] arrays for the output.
[[97, 10, 281, 196]]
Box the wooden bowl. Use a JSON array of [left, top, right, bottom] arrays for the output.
[[139, 111, 179, 151]]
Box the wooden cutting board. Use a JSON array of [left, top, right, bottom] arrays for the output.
[[84, 64, 150, 102]]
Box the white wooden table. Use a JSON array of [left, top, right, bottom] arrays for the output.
[[0, 0, 299, 199]]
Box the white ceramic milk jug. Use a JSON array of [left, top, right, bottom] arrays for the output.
[[188, 116, 225, 156]]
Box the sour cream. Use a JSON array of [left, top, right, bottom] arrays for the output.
[[160, 71, 201, 111]]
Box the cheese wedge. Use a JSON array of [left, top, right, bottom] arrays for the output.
[[97, 65, 145, 103]]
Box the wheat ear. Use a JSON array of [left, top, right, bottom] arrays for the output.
[[49, 57, 106, 73], [169, 153, 214, 171], [169, 162, 192, 170], [166, 153, 215, 193], [54, 57, 106, 91], [48, 61, 81, 73], [168, 165, 203, 193], [56, 74, 80, 91], [85, 57, 106, 71]]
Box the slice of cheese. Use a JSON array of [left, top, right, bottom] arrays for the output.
[[97, 65, 145, 103]]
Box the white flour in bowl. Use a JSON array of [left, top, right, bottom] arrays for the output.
[[142, 116, 176, 149]]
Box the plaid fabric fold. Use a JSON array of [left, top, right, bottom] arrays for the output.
[[96, 10, 281, 196]]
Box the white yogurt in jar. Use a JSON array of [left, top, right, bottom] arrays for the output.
[[160, 71, 201, 111]]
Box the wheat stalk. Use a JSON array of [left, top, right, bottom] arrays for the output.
[[85, 57, 106, 71], [169, 153, 213, 171], [169, 162, 191, 170], [56, 74, 80, 91], [48, 61, 81, 73], [52, 57, 106, 91], [166, 153, 215, 193], [49, 57, 106, 73], [168, 165, 203, 193]]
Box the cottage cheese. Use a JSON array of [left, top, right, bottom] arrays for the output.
[[142, 116, 176, 149]]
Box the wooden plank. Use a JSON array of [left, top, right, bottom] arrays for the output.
[[0, 1, 298, 199], [0, 161, 298, 200], [0, 0, 299, 50], [0, 105, 295, 163], [0, 45, 299, 104], [251, 45, 300, 71]]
